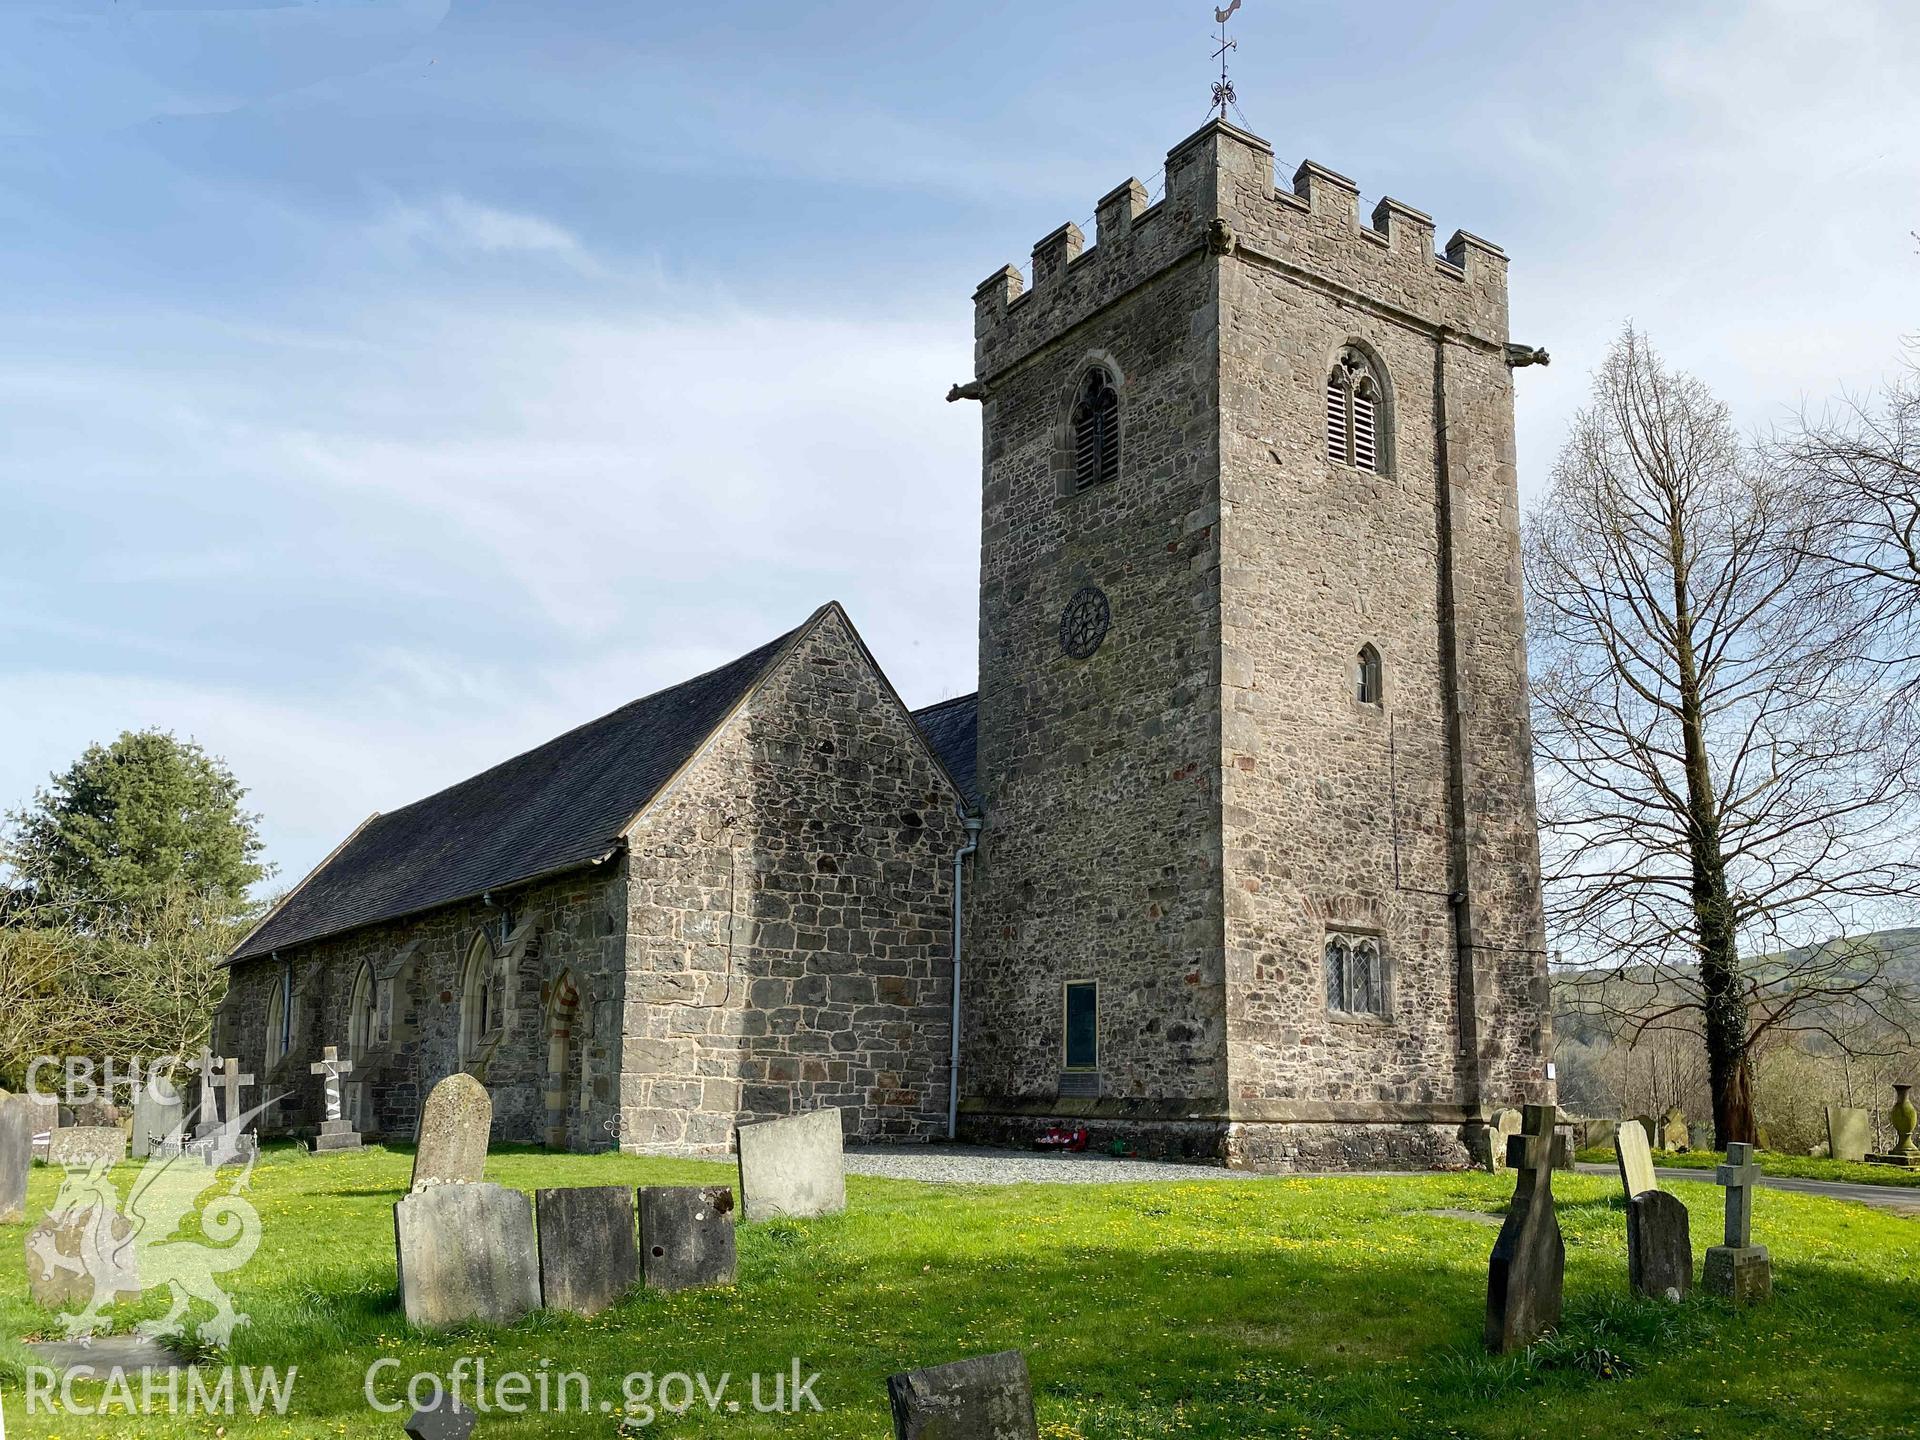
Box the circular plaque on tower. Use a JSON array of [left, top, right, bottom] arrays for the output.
[[1059, 586, 1111, 660]]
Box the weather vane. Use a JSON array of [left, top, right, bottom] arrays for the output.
[[1212, 0, 1242, 123]]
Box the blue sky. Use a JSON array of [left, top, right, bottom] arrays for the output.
[[3, 0, 1917, 891]]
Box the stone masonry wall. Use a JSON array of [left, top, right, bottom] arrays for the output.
[[217, 866, 625, 1148], [620, 607, 964, 1154], [963, 126, 1230, 1120]]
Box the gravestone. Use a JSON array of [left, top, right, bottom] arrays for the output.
[[1660, 1107, 1690, 1152], [405, 1398, 476, 1440], [535, 1186, 639, 1315], [1825, 1106, 1871, 1164], [1473, 1108, 1523, 1173], [1626, 1190, 1693, 1302], [886, 1350, 1038, 1440], [1484, 1104, 1564, 1354], [411, 1074, 492, 1191], [310, 1046, 363, 1153], [25, 1205, 140, 1309], [1702, 1142, 1771, 1306], [132, 1084, 185, 1161], [47, 1126, 127, 1169], [0, 1096, 31, 1223], [1632, 1114, 1657, 1148], [24, 1094, 58, 1161], [1613, 1120, 1659, 1201], [736, 1107, 846, 1222], [638, 1185, 737, 1293], [192, 1050, 223, 1140], [394, 1182, 539, 1328]]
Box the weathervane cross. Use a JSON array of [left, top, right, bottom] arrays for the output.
[[1212, 1, 1243, 123]]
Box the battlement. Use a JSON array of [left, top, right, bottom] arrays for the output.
[[972, 119, 1508, 381]]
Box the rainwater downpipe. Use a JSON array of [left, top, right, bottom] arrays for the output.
[[948, 812, 983, 1140]]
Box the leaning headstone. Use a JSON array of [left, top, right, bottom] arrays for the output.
[[736, 1107, 846, 1222], [1702, 1142, 1771, 1306], [1613, 1120, 1659, 1201], [0, 1096, 31, 1223], [1660, 1107, 1690, 1152], [132, 1085, 185, 1161], [310, 1046, 363, 1153], [1627, 1190, 1693, 1302], [535, 1186, 639, 1315], [405, 1397, 476, 1440], [47, 1127, 127, 1169], [394, 1182, 539, 1329], [410, 1074, 492, 1191], [1473, 1108, 1523, 1173], [25, 1205, 140, 1310], [886, 1350, 1038, 1440], [1825, 1105, 1871, 1164], [638, 1186, 737, 1293], [1484, 1104, 1564, 1354]]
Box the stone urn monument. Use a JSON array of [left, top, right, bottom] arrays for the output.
[[1867, 1083, 1919, 1169]]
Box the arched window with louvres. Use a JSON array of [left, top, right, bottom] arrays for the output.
[[1325, 346, 1390, 475], [1070, 365, 1121, 493]]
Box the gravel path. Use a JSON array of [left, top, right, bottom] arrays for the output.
[[843, 1144, 1257, 1186]]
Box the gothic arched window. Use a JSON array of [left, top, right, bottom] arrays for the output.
[[1325, 932, 1388, 1017], [459, 933, 501, 1064], [1326, 348, 1388, 474], [1070, 366, 1121, 493], [264, 968, 290, 1072], [1356, 644, 1383, 706]]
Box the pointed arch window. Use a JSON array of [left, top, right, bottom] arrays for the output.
[[1071, 366, 1121, 493], [1355, 644, 1383, 706], [460, 933, 503, 1064], [1326, 348, 1388, 474], [264, 966, 291, 1072]]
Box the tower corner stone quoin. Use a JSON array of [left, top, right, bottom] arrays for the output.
[[957, 117, 1553, 1170]]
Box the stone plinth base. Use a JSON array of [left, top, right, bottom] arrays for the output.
[[1866, 1151, 1920, 1168], [1703, 1244, 1771, 1306], [312, 1118, 363, 1153]]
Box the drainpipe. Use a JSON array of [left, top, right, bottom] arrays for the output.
[[948, 812, 983, 1140]]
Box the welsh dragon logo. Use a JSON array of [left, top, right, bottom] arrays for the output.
[[29, 1098, 271, 1345]]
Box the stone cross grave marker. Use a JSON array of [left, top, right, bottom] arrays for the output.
[[736, 1107, 846, 1222], [1825, 1105, 1870, 1164], [219, 1059, 255, 1133], [1484, 1103, 1564, 1354], [194, 1050, 223, 1140], [639, 1185, 737, 1293], [410, 1074, 491, 1191], [1703, 1142, 1771, 1305], [0, 1096, 31, 1224], [1613, 1119, 1658, 1200], [886, 1350, 1038, 1440], [535, 1186, 639, 1315], [394, 1181, 540, 1329], [310, 1046, 363, 1153]]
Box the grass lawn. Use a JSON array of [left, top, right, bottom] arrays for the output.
[[2, 1144, 1916, 1438], [1576, 1145, 1920, 1189]]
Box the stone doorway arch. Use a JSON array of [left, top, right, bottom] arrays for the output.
[[544, 970, 583, 1149]]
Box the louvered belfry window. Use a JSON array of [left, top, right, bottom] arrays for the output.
[[1071, 367, 1121, 493], [1326, 349, 1385, 474]]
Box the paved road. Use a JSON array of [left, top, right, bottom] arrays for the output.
[[1576, 1161, 1920, 1216]]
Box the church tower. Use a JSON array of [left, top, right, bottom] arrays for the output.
[[957, 119, 1553, 1168]]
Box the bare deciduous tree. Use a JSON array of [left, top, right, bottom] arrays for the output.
[[1772, 357, 1920, 707], [1526, 328, 1918, 1149]]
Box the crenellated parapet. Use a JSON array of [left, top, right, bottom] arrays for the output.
[[972, 119, 1509, 382]]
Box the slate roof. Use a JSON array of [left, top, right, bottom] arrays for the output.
[[912, 692, 979, 809], [230, 622, 804, 963]]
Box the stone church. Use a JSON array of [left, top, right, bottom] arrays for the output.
[[219, 117, 1554, 1169]]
